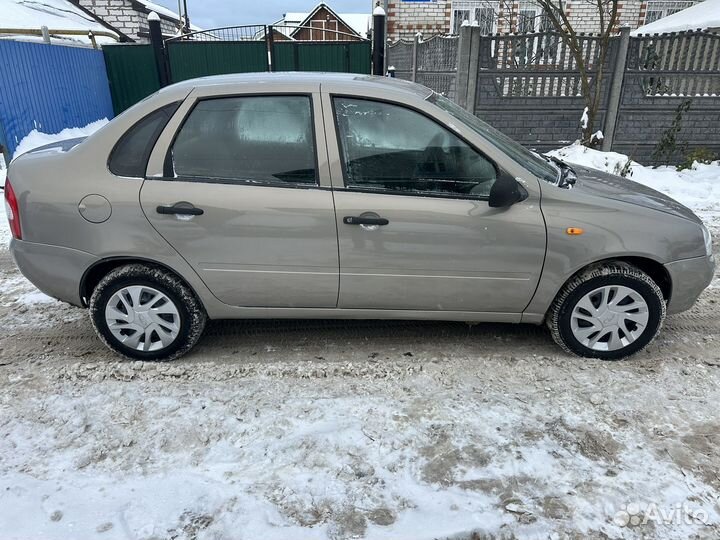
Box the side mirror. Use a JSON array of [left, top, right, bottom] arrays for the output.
[[489, 172, 528, 208]]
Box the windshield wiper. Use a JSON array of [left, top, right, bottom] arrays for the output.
[[546, 155, 577, 188]]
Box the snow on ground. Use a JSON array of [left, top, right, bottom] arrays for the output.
[[0, 146, 719, 539], [0, 183, 8, 247], [548, 143, 720, 214]]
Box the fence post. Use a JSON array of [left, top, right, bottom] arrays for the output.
[[411, 32, 420, 82], [148, 12, 169, 87], [465, 27, 481, 114], [266, 26, 275, 72], [456, 24, 473, 109], [602, 26, 631, 151], [41, 26, 51, 44], [372, 2, 386, 75]]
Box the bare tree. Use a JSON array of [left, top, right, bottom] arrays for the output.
[[536, 0, 619, 144], [458, 0, 620, 145]]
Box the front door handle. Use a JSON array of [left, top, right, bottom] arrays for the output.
[[343, 216, 389, 226], [157, 203, 204, 216]]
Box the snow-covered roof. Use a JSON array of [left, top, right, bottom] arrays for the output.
[[136, 0, 181, 22], [135, 0, 202, 32], [631, 0, 720, 35], [279, 5, 371, 38], [0, 0, 119, 45]]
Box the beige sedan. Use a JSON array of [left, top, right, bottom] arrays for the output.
[[4, 73, 714, 361]]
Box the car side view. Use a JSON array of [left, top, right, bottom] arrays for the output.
[[4, 73, 715, 361]]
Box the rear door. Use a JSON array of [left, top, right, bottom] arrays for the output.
[[140, 90, 339, 308], [324, 94, 546, 314]]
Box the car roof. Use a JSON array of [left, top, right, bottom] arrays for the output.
[[159, 72, 434, 101]]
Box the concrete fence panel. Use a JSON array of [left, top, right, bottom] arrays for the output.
[[388, 28, 720, 164]]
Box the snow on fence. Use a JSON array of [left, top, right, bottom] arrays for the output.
[[0, 40, 114, 163]]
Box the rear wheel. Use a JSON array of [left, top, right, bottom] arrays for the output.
[[547, 262, 666, 360], [89, 264, 206, 361]]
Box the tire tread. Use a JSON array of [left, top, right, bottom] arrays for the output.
[[546, 261, 666, 359], [89, 264, 207, 361]]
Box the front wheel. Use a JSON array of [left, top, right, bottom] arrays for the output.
[[547, 262, 666, 360], [90, 264, 207, 361]]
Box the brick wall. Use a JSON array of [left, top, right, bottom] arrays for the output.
[[386, 0, 452, 40], [78, 0, 179, 42], [385, 0, 683, 36], [565, 1, 644, 33]]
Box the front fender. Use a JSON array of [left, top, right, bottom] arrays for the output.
[[522, 187, 705, 322]]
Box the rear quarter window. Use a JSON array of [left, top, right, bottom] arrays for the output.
[[108, 101, 180, 178]]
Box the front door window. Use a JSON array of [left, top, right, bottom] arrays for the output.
[[333, 97, 497, 198]]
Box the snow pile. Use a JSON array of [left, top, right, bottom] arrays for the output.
[[12, 118, 108, 160], [547, 144, 720, 213]]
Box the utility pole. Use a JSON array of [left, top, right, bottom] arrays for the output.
[[182, 0, 190, 33], [372, 2, 386, 76]]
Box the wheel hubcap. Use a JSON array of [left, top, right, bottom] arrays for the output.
[[570, 285, 649, 352], [105, 286, 180, 352]]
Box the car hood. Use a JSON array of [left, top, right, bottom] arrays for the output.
[[570, 164, 701, 224]]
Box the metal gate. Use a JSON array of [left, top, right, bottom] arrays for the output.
[[165, 25, 269, 82], [103, 25, 372, 113], [268, 25, 371, 73], [165, 24, 370, 79]]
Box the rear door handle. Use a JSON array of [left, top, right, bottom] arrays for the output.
[[343, 216, 389, 226], [156, 203, 204, 216]]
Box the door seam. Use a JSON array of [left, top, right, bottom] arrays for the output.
[[319, 84, 342, 308]]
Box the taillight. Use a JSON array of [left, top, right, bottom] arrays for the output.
[[4, 179, 22, 240]]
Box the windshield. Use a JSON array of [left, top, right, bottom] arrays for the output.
[[428, 93, 559, 185]]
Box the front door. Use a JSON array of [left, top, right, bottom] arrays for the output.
[[327, 96, 546, 313], [141, 94, 339, 308]]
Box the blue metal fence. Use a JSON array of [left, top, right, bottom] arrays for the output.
[[0, 41, 114, 162]]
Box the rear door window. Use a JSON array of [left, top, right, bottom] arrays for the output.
[[169, 95, 317, 186]]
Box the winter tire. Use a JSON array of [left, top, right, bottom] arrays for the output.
[[547, 262, 666, 360], [89, 264, 207, 361]]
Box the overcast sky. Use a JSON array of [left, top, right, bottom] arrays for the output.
[[150, 1, 371, 29]]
